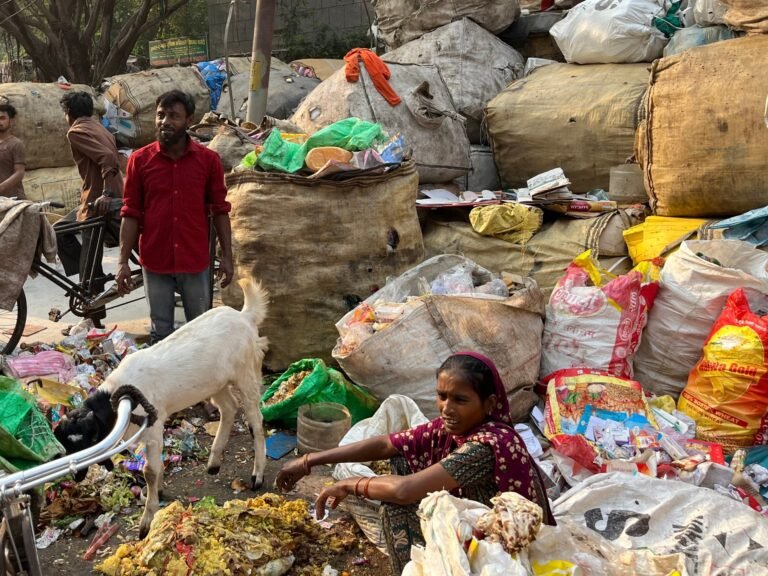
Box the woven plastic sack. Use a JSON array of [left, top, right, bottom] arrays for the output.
[[261, 359, 379, 427], [634, 240, 768, 398], [0, 376, 64, 464], [678, 288, 768, 454], [540, 251, 661, 380], [257, 118, 385, 173]]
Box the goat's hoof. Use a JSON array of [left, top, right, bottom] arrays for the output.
[[138, 522, 150, 540], [207, 466, 220, 476], [251, 475, 263, 491]]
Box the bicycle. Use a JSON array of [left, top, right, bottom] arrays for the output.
[[0, 200, 220, 355]]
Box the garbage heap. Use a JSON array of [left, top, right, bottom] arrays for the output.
[[3, 0, 768, 574]]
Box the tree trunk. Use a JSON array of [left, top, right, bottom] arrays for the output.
[[0, 0, 193, 86]]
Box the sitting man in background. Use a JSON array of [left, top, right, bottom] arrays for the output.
[[56, 91, 124, 331]]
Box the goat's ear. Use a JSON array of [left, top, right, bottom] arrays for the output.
[[87, 391, 115, 428]]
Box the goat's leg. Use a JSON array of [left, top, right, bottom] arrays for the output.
[[139, 426, 165, 539], [241, 397, 266, 490], [207, 389, 238, 475]]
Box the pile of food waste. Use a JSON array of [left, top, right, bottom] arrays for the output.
[[264, 370, 312, 407], [96, 494, 354, 575]]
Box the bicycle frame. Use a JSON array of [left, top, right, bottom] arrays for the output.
[[0, 397, 150, 576], [34, 215, 144, 321]]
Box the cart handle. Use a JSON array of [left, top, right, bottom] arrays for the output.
[[0, 396, 148, 499]]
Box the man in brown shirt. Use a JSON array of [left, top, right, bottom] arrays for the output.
[[56, 91, 124, 328], [0, 103, 26, 199]]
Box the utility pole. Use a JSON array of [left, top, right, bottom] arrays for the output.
[[245, 0, 277, 128]]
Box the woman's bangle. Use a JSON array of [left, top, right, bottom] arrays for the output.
[[363, 477, 374, 499], [353, 477, 365, 498], [302, 453, 311, 475]]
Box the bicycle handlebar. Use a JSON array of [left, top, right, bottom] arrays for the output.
[[0, 397, 149, 499]]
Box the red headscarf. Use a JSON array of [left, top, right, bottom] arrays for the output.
[[390, 351, 555, 524]]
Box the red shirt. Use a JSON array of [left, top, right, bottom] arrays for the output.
[[121, 139, 230, 274]]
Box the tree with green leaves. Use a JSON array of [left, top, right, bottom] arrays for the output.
[[0, 0, 199, 85]]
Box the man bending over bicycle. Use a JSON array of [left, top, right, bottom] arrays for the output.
[[57, 91, 124, 331]]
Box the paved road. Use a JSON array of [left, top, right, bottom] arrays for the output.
[[20, 245, 153, 345]]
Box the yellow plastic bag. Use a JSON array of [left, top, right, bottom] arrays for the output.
[[678, 288, 768, 454], [469, 203, 544, 244]]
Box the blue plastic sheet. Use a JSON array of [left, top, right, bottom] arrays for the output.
[[197, 61, 227, 111], [707, 205, 768, 247]]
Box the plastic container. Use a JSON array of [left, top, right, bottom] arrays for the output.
[[297, 402, 352, 454], [609, 164, 647, 205], [305, 146, 353, 172]]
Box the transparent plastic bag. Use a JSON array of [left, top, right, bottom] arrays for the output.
[[430, 264, 475, 295]]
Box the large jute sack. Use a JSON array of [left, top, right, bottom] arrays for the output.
[[104, 68, 210, 148], [382, 19, 525, 144], [638, 36, 768, 217], [0, 83, 96, 169], [486, 64, 649, 193], [422, 209, 642, 299], [332, 254, 545, 421], [205, 127, 255, 171], [223, 162, 425, 369], [291, 63, 471, 183], [216, 69, 319, 121], [372, 0, 521, 49], [633, 240, 768, 399], [226, 56, 292, 75], [721, 0, 768, 33], [21, 166, 82, 213]]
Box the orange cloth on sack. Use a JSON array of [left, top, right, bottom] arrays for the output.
[[344, 48, 401, 107]]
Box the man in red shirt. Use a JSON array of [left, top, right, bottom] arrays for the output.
[[116, 90, 233, 343]]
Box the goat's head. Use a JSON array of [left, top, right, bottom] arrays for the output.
[[54, 390, 116, 481]]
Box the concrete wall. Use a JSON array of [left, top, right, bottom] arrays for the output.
[[207, 0, 372, 60]]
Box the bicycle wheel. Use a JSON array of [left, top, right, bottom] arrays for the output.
[[0, 290, 26, 356]]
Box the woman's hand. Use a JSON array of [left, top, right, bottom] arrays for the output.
[[315, 481, 353, 520], [275, 457, 308, 493]]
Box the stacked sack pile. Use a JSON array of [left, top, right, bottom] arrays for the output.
[[328, 2, 768, 573]]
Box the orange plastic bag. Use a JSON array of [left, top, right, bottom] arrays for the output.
[[678, 288, 768, 454]]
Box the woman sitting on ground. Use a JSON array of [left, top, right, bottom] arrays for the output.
[[276, 351, 555, 573]]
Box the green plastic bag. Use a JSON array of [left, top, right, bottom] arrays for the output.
[[261, 359, 380, 427], [0, 377, 64, 464], [257, 118, 387, 173]]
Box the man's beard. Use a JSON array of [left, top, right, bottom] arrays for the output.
[[157, 126, 186, 147]]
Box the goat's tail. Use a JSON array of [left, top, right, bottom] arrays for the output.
[[238, 277, 269, 327]]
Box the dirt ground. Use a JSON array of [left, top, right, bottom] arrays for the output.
[[36, 419, 394, 576]]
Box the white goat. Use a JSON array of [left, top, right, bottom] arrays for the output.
[[55, 278, 269, 538]]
